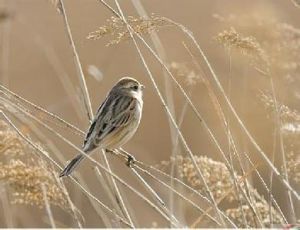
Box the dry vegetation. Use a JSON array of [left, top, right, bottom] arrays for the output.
[[0, 0, 299, 228]]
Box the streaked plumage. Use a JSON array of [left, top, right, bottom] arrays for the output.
[[59, 77, 144, 177]]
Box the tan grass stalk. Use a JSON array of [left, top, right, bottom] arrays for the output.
[[41, 183, 56, 228], [100, 1, 228, 225], [58, 0, 93, 120], [216, 27, 296, 221], [134, 164, 221, 227], [269, 75, 296, 222], [1, 98, 175, 226], [91, 7, 258, 226], [165, 18, 299, 201], [0, 86, 216, 223], [178, 53, 287, 225], [183, 43, 264, 227], [129, 1, 179, 225], [0, 88, 179, 226], [0, 98, 129, 226], [0, 84, 84, 137], [58, 1, 133, 224], [0, 97, 84, 227], [0, 111, 132, 228]]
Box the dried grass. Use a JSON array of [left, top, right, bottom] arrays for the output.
[[225, 202, 283, 227], [284, 152, 300, 184], [169, 62, 201, 86], [87, 15, 172, 46], [158, 155, 285, 227], [0, 120, 69, 211], [215, 27, 269, 69], [259, 92, 300, 122]]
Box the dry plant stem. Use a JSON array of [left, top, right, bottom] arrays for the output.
[[134, 164, 222, 227], [0, 93, 172, 226], [169, 99, 189, 223], [0, 111, 132, 228], [100, 150, 135, 227], [137, 159, 236, 227], [41, 183, 56, 228], [1, 95, 88, 227], [92, 4, 231, 209], [191, 162, 261, 228], [0, 99, 130, 227], [16, 16, 86, 122], [58, 0, 93, 120], [130, 166, 165, 208], [269, 124, 277, 227], [95, 167, 176, 226], [53, 1, 130, 223], [93, 169, 116, 227], [1, 99, 84, 228], [129, 1, 179, 225], [55, 177, 83, 228], [114, 150, 224, 226], [129, 168, 180, 227], [184, 43, 279, 227], [92, 5, 251, 226], [34, 36, 85, 122], [1, 99, 172, 226], [167, 19, 300, 201], [0, 86, 227, 225], [242, 153, 288, 224], [1, 86, 239, 226], [269, 76, 296, 222], [1, 102, 131, 226], [185, 43, 259, 227], [0, 96, 127, 227], [0, 84, 84, 136], [109, 0, 226, 226], [117, 150, 229, 227], [130, 0, 177, 147], [94, 154, 129, 222], [225, 49, 251, 227]]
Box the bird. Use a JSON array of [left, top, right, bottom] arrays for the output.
[[59, 77, 144, 177]]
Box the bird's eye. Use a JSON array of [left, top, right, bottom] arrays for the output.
[[132, 85, 139, 90]]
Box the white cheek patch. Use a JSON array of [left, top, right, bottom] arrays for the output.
[[131, 90, 143, 103]]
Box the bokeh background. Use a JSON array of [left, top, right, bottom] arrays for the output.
[[0, 0, 299, 227]]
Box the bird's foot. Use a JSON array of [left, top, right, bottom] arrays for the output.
[[126, 154, 136, 168]]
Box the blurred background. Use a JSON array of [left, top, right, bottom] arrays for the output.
[[0, 0, 299, 227]]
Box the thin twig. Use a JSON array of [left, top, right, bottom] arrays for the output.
[[41, 183, 56, 228], [269, 75, 296, 222], [58, 0, 93, 120]]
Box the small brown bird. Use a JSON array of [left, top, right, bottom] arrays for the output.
[[60, 77, 144, 177]]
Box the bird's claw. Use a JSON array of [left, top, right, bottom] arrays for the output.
[[126, 155, 136, 168]]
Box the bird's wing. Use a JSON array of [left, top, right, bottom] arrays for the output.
[[83, 93, 136, 150]]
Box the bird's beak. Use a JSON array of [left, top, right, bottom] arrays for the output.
[[141, 84, 145, 90]]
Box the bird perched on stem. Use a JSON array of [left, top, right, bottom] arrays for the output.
[[60, 77, 144, 177]]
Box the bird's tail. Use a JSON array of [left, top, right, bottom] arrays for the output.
[[59, 154, 84, 177]]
